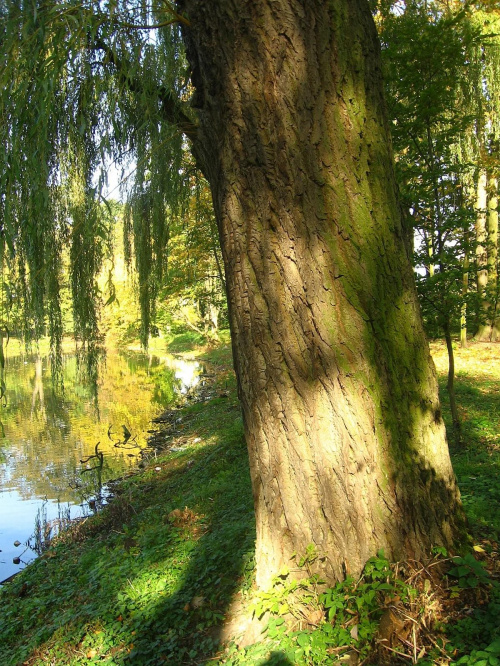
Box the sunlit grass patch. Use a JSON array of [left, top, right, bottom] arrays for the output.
[[430, 341, 500, 383]]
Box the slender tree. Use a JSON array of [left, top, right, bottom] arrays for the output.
[[0, 0, 463, 587], [466, 7, 500, 339], [378, 1, 474, 438], [475, 168, 490, 337], [486, 174, 499, 338]]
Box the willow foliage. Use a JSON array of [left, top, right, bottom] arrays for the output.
[[0, 0, 197, 362]]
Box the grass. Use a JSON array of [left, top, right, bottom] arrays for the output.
[[2, 335, 79, 358], [431, 341, 500, 539], [0, 335, 499, 665]]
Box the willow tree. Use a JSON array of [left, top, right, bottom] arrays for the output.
[[0, 0, 463, 587]]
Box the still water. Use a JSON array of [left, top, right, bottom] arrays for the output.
[[0, 349, 200, 583]]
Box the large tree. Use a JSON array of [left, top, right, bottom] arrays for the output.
[[0, 0, 463, 587]]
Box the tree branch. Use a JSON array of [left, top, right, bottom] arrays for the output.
[[157, 1, 191, 27], [117, 19, 182, 30], [92, 37, 198, 143]]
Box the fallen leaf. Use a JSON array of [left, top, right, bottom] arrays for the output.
[[306, 608, 324, 626]]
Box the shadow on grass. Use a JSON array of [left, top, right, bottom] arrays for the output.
[[262, 653, 294, 665], [0, 395, 258, 665], [439, 375, 500, 449], [438, 375, 500, 538]]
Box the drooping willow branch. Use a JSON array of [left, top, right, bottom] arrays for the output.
[[92, 37, 198, 143], [117, 19, 185, 29]]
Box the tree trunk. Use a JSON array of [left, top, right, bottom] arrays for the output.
[[443, 316, 461, 443], [487, 175, 499, 341], [475, 168, 489, 340], [461, 234, 469, 349], [425, 229, 435, 278], [181, 0, 463, 587], [31, 355, 47, 421]]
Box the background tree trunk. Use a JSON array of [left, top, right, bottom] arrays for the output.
[[487, 174, 499, 340], [181, 0, 463, 587], [475, 168, 489, 340], [461, 242, 469, 349]]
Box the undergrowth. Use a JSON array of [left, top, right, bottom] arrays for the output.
[[215, 546, 500, 665]]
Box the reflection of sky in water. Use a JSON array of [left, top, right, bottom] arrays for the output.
[[0, 490, 83, 581], [166, 358, 200, 394], [0, 350, 200, 583]]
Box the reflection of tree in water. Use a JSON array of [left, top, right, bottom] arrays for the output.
[[79, 442, 105, 510], [4, 355, 83, 501], [152, 365, 179, 405], [31, 356, 46, 421], [121, 352, 178, 403], [0, 350, 198, 503]]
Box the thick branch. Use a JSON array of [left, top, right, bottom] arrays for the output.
[[118, 20, 183, 30]]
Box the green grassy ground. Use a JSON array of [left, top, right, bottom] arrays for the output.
[[432, 341, 500, 539], [0, 336, 499, 665]]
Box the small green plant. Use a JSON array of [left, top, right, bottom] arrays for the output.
[[245, 549, 416, 665], [432, 545, 449, 558], [455, 639, 500, 665], [296, 543, 318, 567], [448, 553, 490, 589]]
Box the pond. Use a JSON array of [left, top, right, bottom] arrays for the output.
[[0, 348, 201, 583]]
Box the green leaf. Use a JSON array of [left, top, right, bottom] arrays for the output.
[[296, 632, 310, 648]]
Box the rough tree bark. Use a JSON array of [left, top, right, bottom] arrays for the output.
[[180, 0, 463, 587]]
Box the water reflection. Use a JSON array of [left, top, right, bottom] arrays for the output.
[[0, 349, 200, 582]]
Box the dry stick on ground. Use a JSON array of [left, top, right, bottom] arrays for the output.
[[377, 642, 415, 661], [406, 558, 452, 584]]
